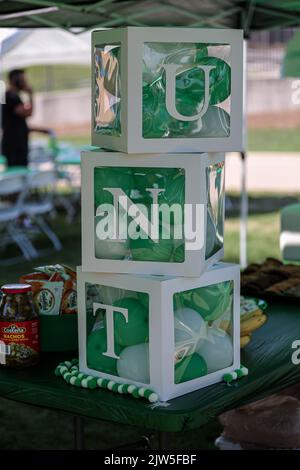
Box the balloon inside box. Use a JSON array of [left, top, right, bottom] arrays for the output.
[[72, 27, 244, 401], [91, 27, 243, 153], [81, 151, 225, 277], [77, 262, 240, 401]]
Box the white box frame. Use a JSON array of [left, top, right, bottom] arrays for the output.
[[91, 27, 244, 153], [81, 150, 225, 276], [77, 262, 240, 402]]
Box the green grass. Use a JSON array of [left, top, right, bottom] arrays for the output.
[[3, 64, 89, 93], [59, 133, 90, 147], [56, 128, 300, 153], [224, 212, 280, 264], [26, 65, 90, 92], [248, 128, 300, 152]]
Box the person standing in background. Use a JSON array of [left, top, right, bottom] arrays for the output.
[[1, 68, 52, 167]]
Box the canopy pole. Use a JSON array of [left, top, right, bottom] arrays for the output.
[[240, 38, 248, 269], [240, 151, 248, 269]]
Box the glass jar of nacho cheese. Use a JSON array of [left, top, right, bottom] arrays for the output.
[[0, 284, 40, 368]]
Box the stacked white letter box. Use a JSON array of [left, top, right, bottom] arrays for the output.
[[78, 27, 243, 402]]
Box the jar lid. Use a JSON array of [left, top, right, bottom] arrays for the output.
[[1, 284, 32, 294]]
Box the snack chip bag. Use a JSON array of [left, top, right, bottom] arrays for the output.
[[20, 265, 77, 315]]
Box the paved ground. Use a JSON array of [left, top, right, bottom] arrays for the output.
[[226, 152, 300, 193]]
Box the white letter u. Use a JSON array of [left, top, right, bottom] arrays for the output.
[[162, 64, 215, 127]]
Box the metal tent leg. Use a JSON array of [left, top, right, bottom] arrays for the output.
[[240, 151, 248, 269]]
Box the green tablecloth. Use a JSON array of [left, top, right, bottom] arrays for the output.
[[0, 166, 31, 179], [55, 155, 81, 166], [0, 155, 7, 166], [0, 301, 299, 432]]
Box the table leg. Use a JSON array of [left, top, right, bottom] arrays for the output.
[[73, 416, 85, 450], [159, 431, 172, 450], [240, 150, 248, 269]]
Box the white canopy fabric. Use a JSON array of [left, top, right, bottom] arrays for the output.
[[1, 28, 90, 71]]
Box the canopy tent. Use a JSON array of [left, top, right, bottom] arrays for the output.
[[0, 28, 90, 70], [1, 1, 300, 267], [0, 1, 300, 31], [282, 28, 300, 77]]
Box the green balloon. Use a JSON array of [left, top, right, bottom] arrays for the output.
[[131, 168, 185, 228], [175, 353, 207, 384], [195, 44, 209, 62], [128, 187, 184, 262], [142, 51, 231, 139], [136, 292, 149, 310], [158, 170, 185, 207], [87, 329, 120, 375], [142, 84, 161, 134], [130, 234, 174, 262], [133, 167, 178, 196], [173, 292, 183, 311], [183, 281, 233, 322], [172, 56, 231, 105], [112, 298, 149, 347], [143, 85, 230, 139], [146, 42, 208, 60], [94, 167, 134, 208], [171, 243, 185, 263], [143, 84, 201, 138], [142, 84, 185, 138]]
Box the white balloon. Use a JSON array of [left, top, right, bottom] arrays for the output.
[[175, 307, 207, 349], [94, 215, 129, 260], [95, 237, 129, 260], [117, 343, 150, 384], [196, 327, 233, 374], [95, 285, 131, 306]]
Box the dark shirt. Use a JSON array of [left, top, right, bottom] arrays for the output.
[[1, 90, 29, 167]]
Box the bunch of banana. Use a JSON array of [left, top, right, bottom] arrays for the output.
[[240, 297, 267, 349]]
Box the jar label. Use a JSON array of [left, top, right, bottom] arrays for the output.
[[0, 320, 40, 366]]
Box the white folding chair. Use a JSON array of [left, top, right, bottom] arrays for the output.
[[22, 170, 62, 254], [28, 140, 54, 167], [53, 145, 81, 223], [53, 166, 78, 223], [0, 173, 38, 264]]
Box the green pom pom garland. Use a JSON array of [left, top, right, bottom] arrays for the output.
[[55, 359, 159, 404], [223, 365, 249, 385]]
